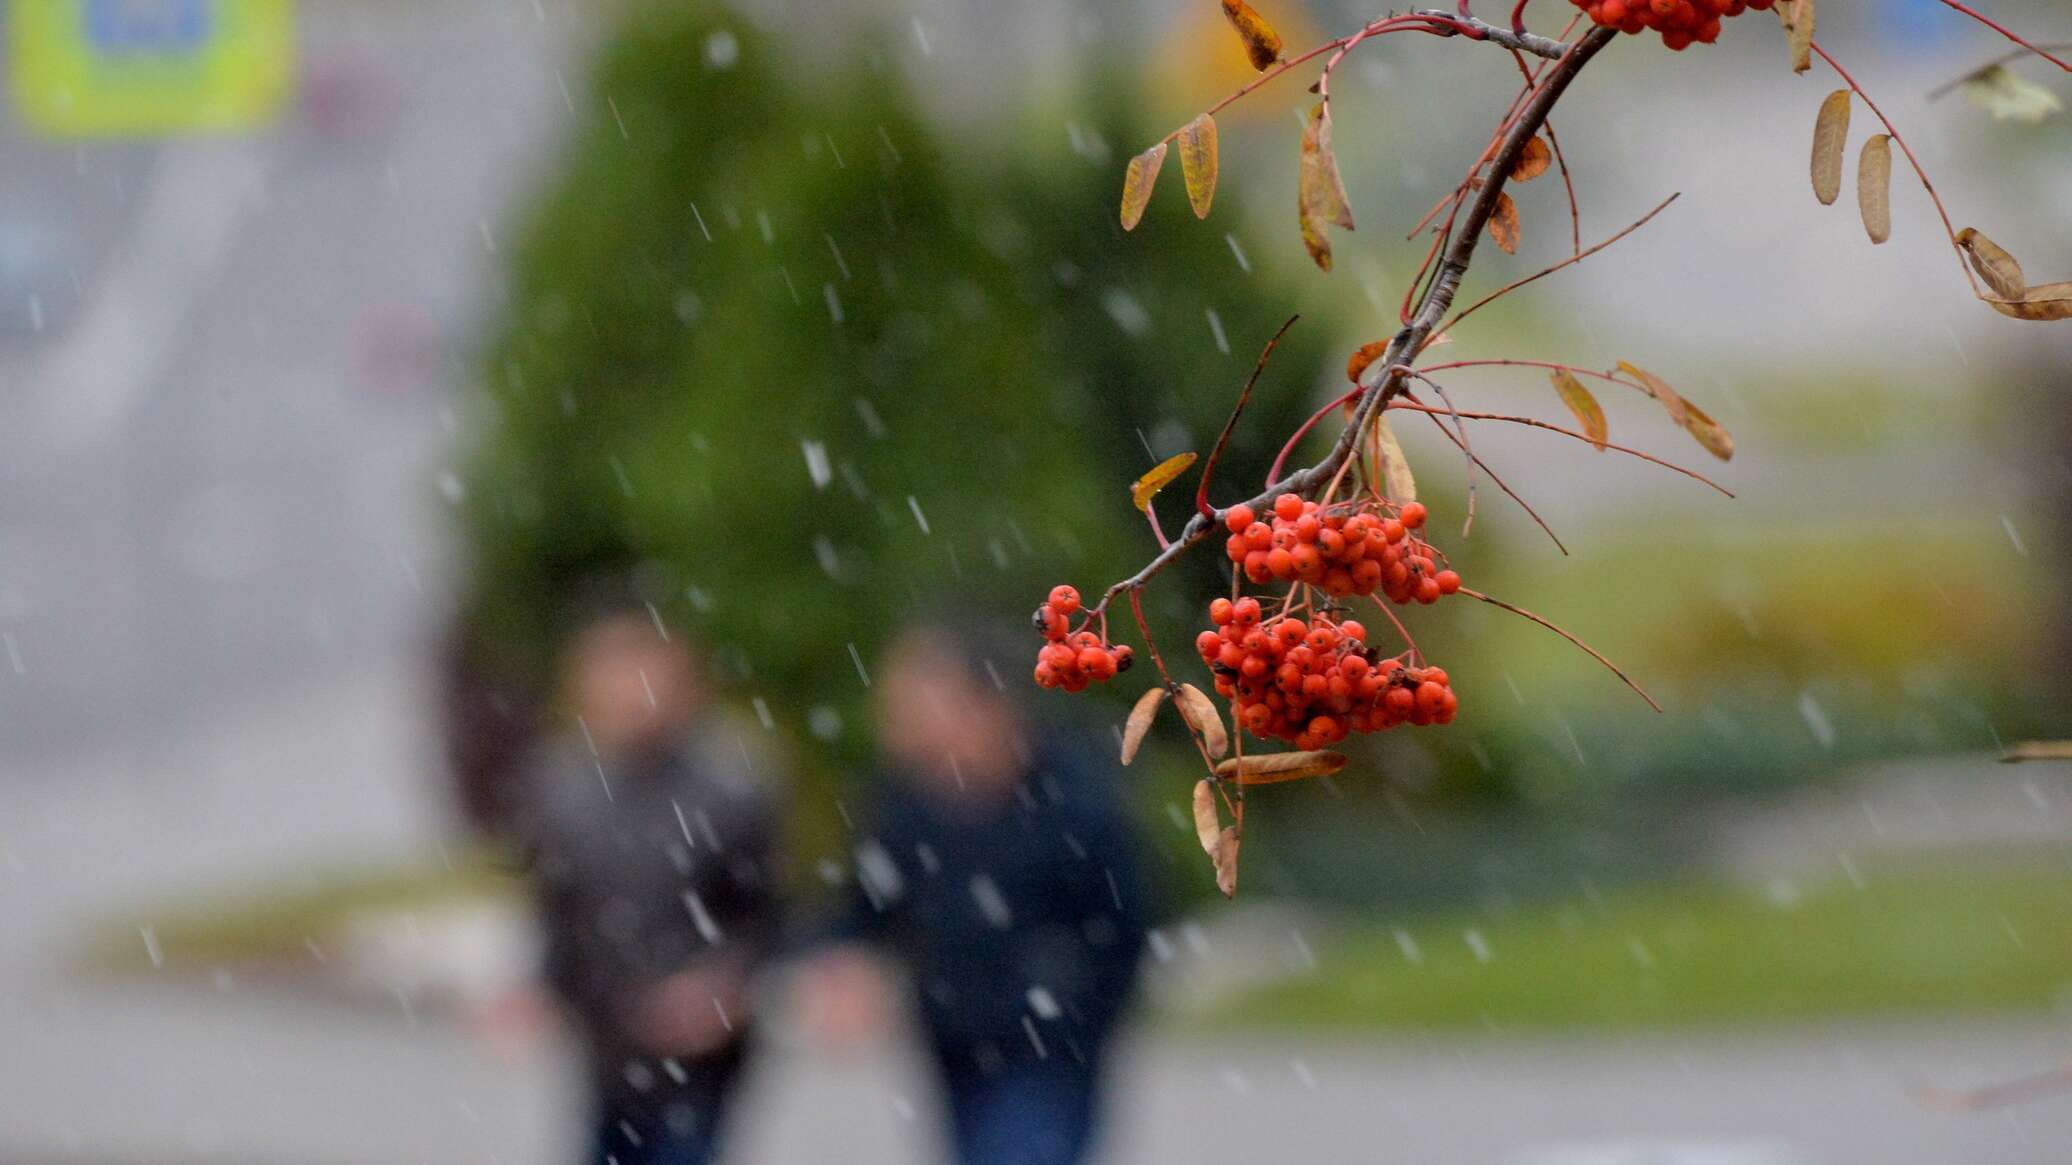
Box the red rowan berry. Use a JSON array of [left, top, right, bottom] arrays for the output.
[[1225, 504, 1256, 534]]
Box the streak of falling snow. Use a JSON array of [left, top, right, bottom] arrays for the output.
[[1225, 233, 1251, 272], [1798, 690, 1836, 750], [847, 642, 871, 686], [1464, 929, 1492, 962], [907, 495, 930, 534], [823, 283, 843, 323], [1205, 306, 1229, 354], [802, 440, 832, 488], [2000, 515, 2027, 556]]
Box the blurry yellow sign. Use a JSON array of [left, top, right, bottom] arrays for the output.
[[12, 0, 295, 137]]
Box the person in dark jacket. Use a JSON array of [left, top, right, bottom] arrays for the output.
[[802, 620, 1151, 1165], [512, 606, 783, 1165]]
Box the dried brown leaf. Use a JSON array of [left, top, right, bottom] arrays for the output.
[[1509, 136, 1553, 183], [1982, 280, 2072, 322], [1487, 192, 1521, 255], [1131, 451, 1197, 512], [1615, 360, 1687, 428], [1120, 143, 1167, 231], [1618, 360, 1733, 459], [1376, 415, 1415, 503], [1212, 825, 1242, 897], [1857, 134, 1891, 244], [1214, 749, 1350, 785], [1346, 340, 1390, 385], [1957, 227, 2026, 300], [1810, 89, 1850, 207], [1782, 0, 1816, 73], [1176, 114, 1219, 220], [1220, 0, 1283, 72], [1549, 368, 1608, 451], [2002, 740, 2072, 762], [1298, 101, 1355, 272], [1120, 687, 1166, 766], [1174, 683, 1230, 759], [1191, 779, 1221, 855]]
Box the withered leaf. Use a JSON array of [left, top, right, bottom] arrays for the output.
[[1957, 227, 2026, 300], [1191, 779, 1221, 855], [1120, 143, 1167, 231], [2003, 740, 2072, 762], [1487, 192, 1521, 255], [1215, 749, 1349, 785], [1220, 0, 1283, 72], [1810, 89, 1850, 207], [1619, 361, 1732, 460], [1781, 0, 1816, 73], [1857, 134, 1891, 244], [1120, 687, 1167, 765], [1982, 281, 2072, 322], [1346, 339, 1390, 385], [1376, 415, 1415, 503], [1550, 368, 1608, 451], [1298, 101, 1355, 272], [1174, 682, 1230, 759], [1212, 825, 1242, 898], [1960, 65, 2064, 123], [1131, 451, 1197, 512], [1176, 114, 1219, 220], [1509, 136, 1553, 183]]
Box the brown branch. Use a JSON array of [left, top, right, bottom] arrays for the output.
[[1460, 587, 1662, 712], [1091, 24, 1619, 617]]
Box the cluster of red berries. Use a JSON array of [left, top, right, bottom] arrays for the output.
[[1222, 494, 1461, 606], [1195, 598, 1459, 749], [1033, 585, 1133, 691], [1570, 0, 1775, 50]]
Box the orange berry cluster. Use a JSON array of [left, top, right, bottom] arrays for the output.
[[1033, 585, 1133, 691], [1222, 494, 1462, 606], [1570, 0, 1775, 50], [1194, 598, 1458, 748]]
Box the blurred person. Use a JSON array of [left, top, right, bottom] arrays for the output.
[[800, 619, 1151, 1165], [509, 597, 784, 1165]]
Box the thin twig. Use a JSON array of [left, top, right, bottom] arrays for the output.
[[1440, 193, 1680, 337], [1198, 316, 1299, 518], [1090, 26, 1618, 615], [1387, 400, 1735, 496], [1929, 0, 2071, 72], [1927, 42, 2072, 99], [1412, 402, 1570, 555], [1460, 586, 1660, 711]]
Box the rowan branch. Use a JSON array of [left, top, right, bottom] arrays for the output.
[[1092, 24, 1619, 617]]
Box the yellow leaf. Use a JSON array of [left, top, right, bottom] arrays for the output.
[[1131, 451, 1197, 512], [1298, 101, 1355, 272], [1176, 114, 1219, 220], [1174, 683, 1230, 759], [1857, 134, 1891, 244], [1957, 227, 2026, 300], [1810, 89, 1850, 206], [1960, 65, 2064, 123], [1220, 0, 1283, 72], [1982, 280, 2072, 322], [1120, 687, 1166, 765], [1487, 191, 1521, 255], [1120, 143, 1167, 231], [1550, 368, 1608, 451], [1375, 415, 1415, 503], [1619, 361, 1732, 460], [1509, 136, 1553, 183], [1214, 749, 1349, 785]]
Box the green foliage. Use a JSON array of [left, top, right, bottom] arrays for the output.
[[1212, 854, 2072, 1029], [459, 4, 1335, 798]]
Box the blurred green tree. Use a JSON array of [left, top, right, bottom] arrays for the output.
[[453, 3, 1336, 843]]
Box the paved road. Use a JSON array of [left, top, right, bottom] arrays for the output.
[[5, 973, 2069, 1164]]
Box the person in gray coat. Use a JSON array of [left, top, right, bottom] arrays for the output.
[[511, 603, 783, 1165]]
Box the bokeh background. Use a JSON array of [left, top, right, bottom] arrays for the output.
[[1, 0, 2068, 1161]]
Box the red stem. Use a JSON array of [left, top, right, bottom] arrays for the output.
[[1931, 0, 2071, 71]]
